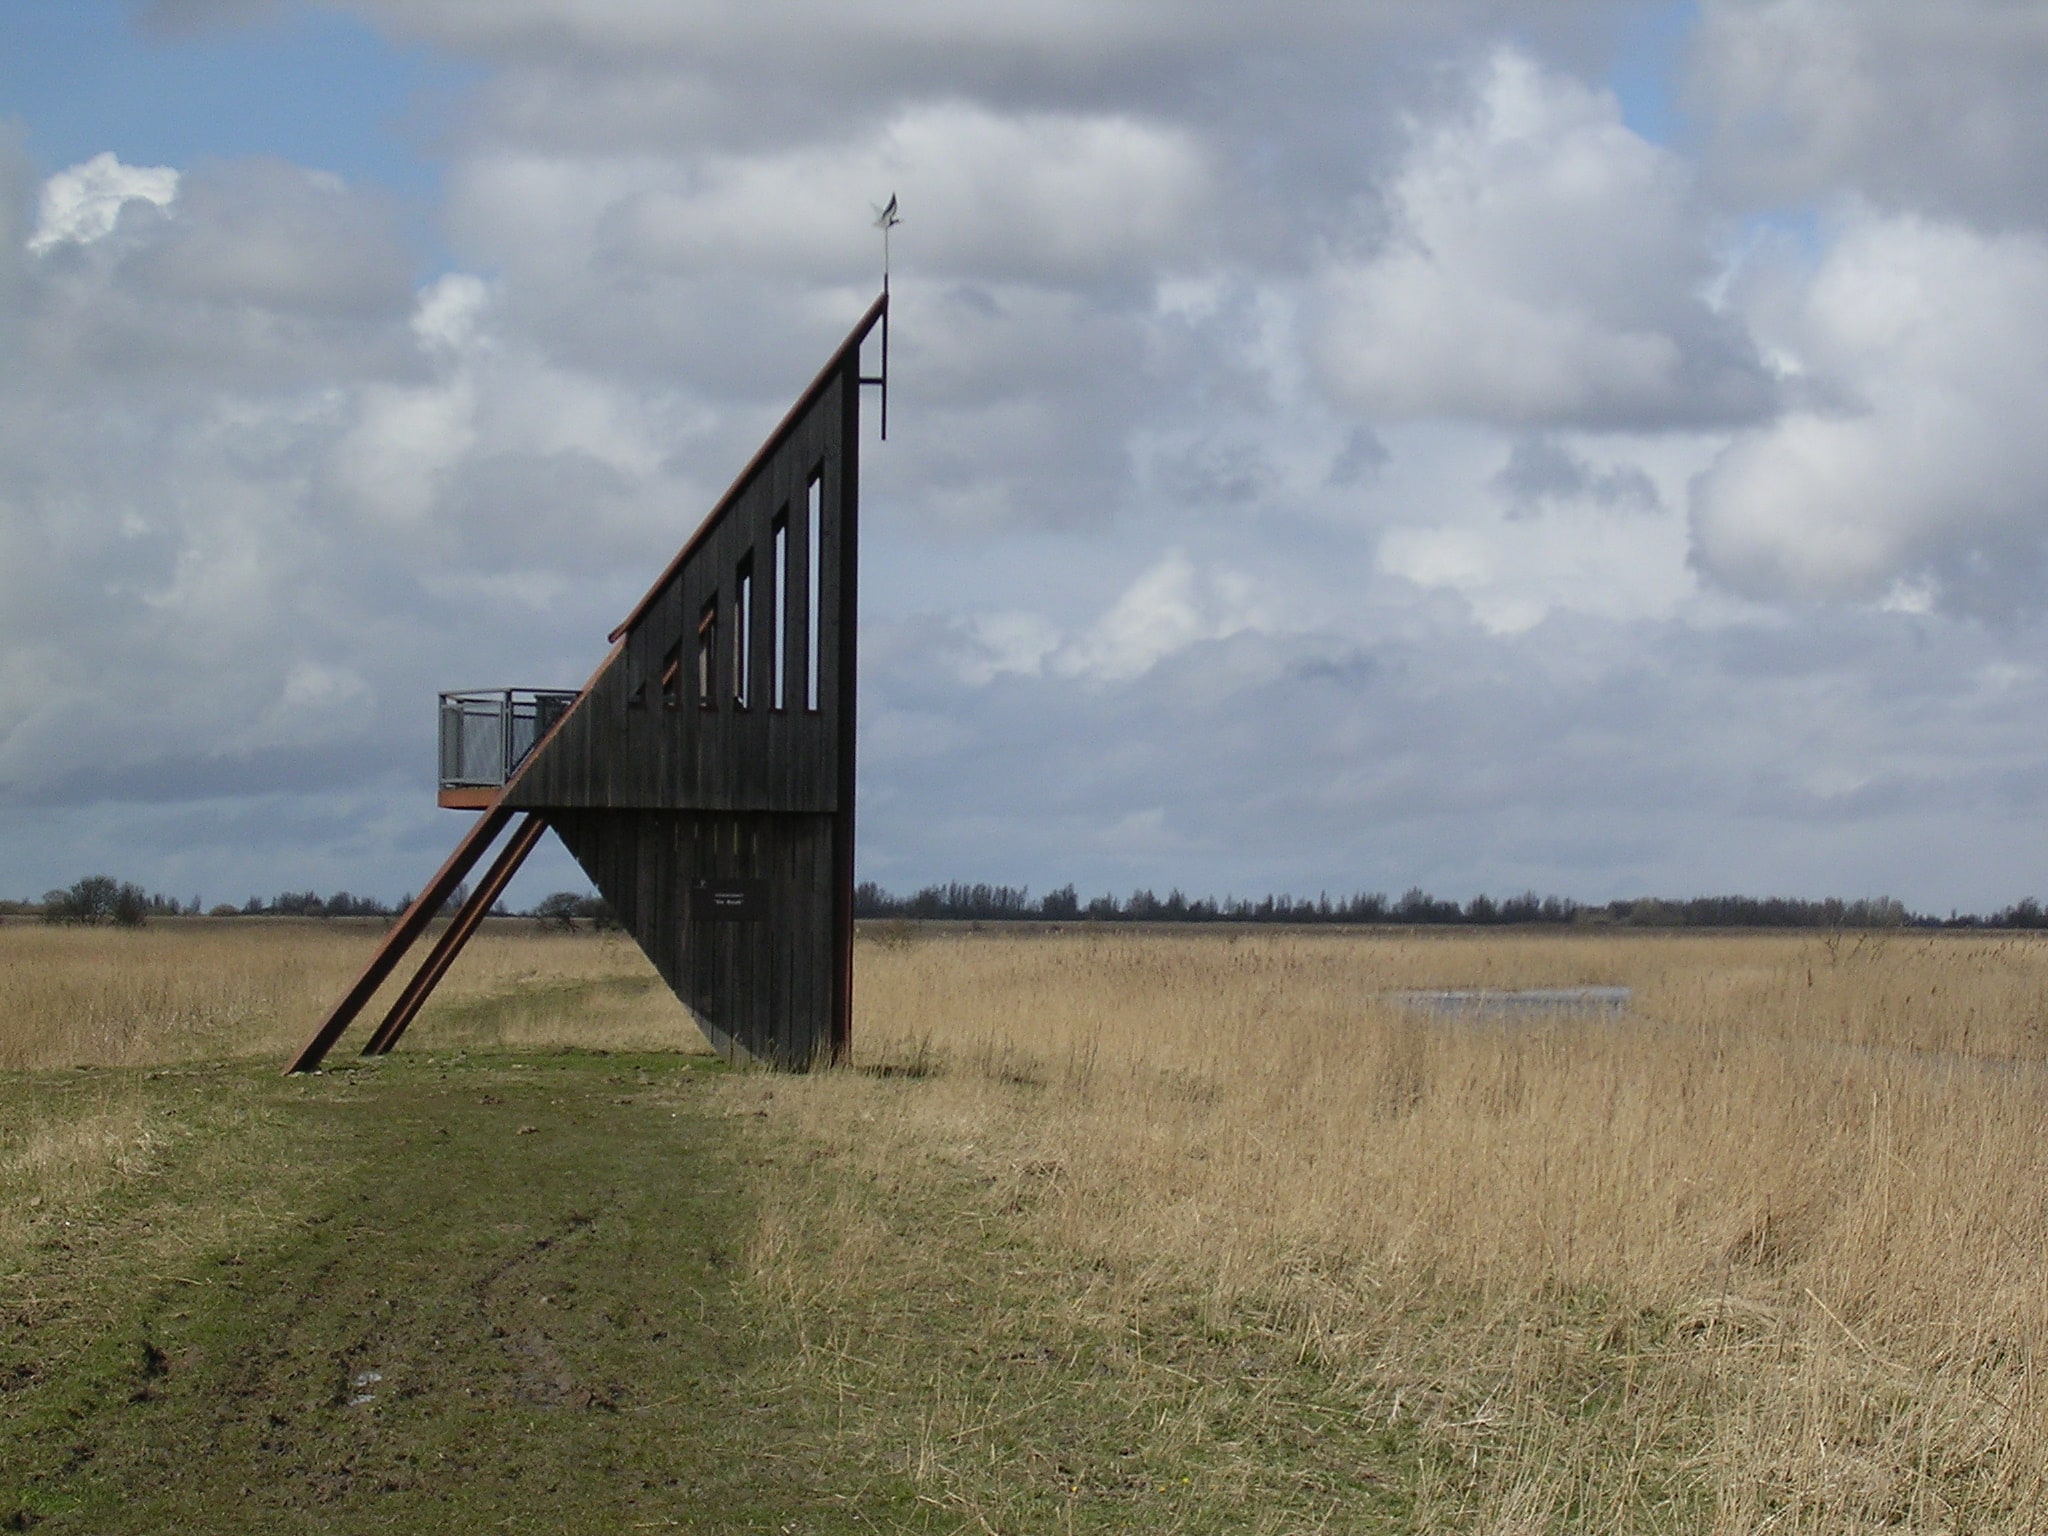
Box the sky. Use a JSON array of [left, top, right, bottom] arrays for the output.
[[4, 0, 2048, 915]]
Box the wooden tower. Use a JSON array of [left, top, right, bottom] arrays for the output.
[[288, 295, 887, 1072]]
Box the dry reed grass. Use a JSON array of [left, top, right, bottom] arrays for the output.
[[0, 916, 704, 1071], [8, 918, 2048, 1527], [734, 926, 2048, 1531]]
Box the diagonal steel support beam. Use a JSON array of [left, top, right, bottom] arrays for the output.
[[362, 813, 549, 1057], [285, 804, 515, 1073]]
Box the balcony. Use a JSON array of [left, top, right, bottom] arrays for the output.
[[438, 689, 578, 806]]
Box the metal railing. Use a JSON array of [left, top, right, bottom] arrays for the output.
[[438, 689, 578, 790]]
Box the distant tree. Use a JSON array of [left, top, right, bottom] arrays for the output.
[[528, 891, 615, 930], [534, 891, 587, 931], [42, 875, 149, 926], [2003, 897, 2045, 930], [1040, 884, 1079, 920], [112, 883, 149, 927]]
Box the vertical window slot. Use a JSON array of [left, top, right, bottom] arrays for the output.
[[806, 472, 822, 712], [771, 514, 788, 711], [696, 596, 718, 710], [660, 639, 682, 711], [734, 553, 755, 710]]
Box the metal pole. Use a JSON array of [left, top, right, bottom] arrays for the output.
[[285, 804, 515, 1072], [362, 813, 549, 1056]]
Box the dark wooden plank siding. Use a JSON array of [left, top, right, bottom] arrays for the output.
[[549, 809, 837, 1067], [506, 367, 851, 817], [501, 304, 876, 1067]]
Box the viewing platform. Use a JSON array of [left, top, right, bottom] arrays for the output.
[[437, 689, 579, 807]]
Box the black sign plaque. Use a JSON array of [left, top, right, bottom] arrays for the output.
[[692, 878, 767, 922]]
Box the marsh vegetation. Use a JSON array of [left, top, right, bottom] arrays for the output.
[[4, 920, 2045, 1530]]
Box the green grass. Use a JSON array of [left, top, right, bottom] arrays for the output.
[[4, 1052, 917, 1532], [0, 1051, 1695, 1533]]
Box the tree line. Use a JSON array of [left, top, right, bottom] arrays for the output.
[[15, 876, 621, 930], [855, 882, 2048, 930], [18, 873, 2048, 932]]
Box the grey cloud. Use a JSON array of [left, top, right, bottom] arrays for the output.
[[1326, 425, 1389, 487], [0, 127, 34, 355], [24, 159, 420, 389], [1693, 0, 2048, 231], [436, 448, 640, 568], [374, 2, 1614, 85], [392, 1, 1630, 301], [133, 0, 279, 39], [139, 160, 416, 317], [857, 599, 2048, 909], [1493, 435, 1659, 516], [1154, 440, 1273, 508]]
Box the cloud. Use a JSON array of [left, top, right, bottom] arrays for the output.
[[1691, 211, 2048, 614], [598, 103, 1213, 287], [444, 98, 1212, 395], [11, 6, 2048, 917], [1312, 49, 1772, 431], [27, 152, 180, 253], [1694, 0, 2048, 229], [1326, 424, 1389, 486], [135, 0, 279, 38], [1493, 435, 1660, 516], [22, 156, 419, 388], [857, 589, 2048, 910], [934, 551, 1264, 687], [0, 145, 676, 820], [374, 2, 1605, 86], [1053, 551, 1261, 682]]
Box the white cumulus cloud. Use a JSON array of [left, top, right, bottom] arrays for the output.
[[1691, 211, 2048, 614], [28, 152, 179, 253], [1313, 49, 1770, 431]]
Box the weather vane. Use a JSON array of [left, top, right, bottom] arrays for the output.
[[863, 194, 900, 439], [872, 192, 901, 293]]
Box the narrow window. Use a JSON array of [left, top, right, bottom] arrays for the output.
[[734, 553, 754, 710], [696, 596, 717, 710], [771, 513, 789, 711], [805, 472, 822, 712], [660, 639, 682, 711]]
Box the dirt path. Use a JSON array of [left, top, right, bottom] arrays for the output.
[[2, 1053, 918, 1533]]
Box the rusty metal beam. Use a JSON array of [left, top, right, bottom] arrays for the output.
[[285, 804, 515, 1073], [362, 812, 549, 1057]]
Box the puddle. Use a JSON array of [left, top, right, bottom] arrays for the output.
[[1394, 987, 1631, 1020]]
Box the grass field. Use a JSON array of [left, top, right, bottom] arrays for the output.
[[5, 919, 2047, 1531]]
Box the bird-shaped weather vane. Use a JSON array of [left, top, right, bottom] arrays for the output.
[[873, 193, 901, 293]]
